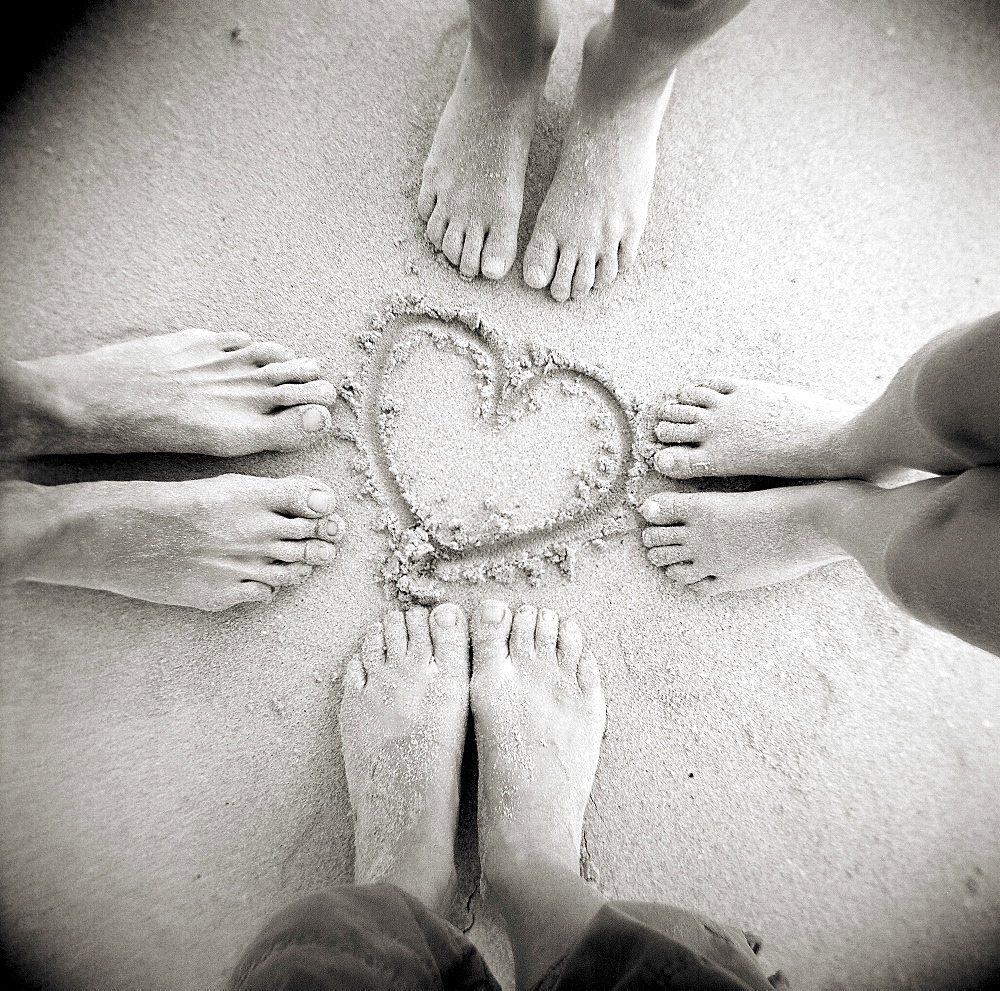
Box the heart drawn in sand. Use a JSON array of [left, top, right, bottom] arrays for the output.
[[358, 301, 638, 572]]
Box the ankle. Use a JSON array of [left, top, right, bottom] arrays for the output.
[[0, 480, 67, 583], [481, 827, 580, 892], [468, 12, 559, 76], [804, 479, 879, 551], [0, 357, 88, 458], [582, 15, 677, 103]]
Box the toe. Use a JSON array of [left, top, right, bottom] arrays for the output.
[[640, 494, 686, 526], [384, 610, 408, 664], [658, 404, 702, 425], [228, 581, 275, 608], [269, 538, 335, 565], [642, 525, 686, 549], [271, 381, 339, 409], [481, 226, 517, 280], [654, 421, 704, 444], [404, 606, 433, 659], [665, 563, 709, 585], [534, 607, 559, 660], [361, 623, 386, 675], [576, 650, 604, 704], [442, 221, 466, 267], [697, 377, 738, 395], [216, 330, 253, 351], [571, 254, 596, 300], [594, 246, 619, 290], [676, 385, 724, 408], [549, 250, 576, 303], [261, 358, 322, 384], [269, 477, 336, 518], [344, 649, 367, 692], [429, 603, 470, 676], [257, 405, 332, 451], [316, 514, 346, 543], [556, 616, 584, 676], [242, 341, 297, 365], [653, 447, 713, 478], [688, 576, 720, 597], [618, 232, 641, 272], [426, 201, 447, 248], [417, 181, 436, 222], [471, 598, 512, 666], [510, 605, 538, 664], [253, 562, 314, 587], [459, 225, 485, 279], [647, 545, 692, 567], [523, 230, 558, 289]]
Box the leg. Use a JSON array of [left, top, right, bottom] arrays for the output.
[[469, 600, 779, 990], [232, 605, 501, 991], [654, 311, 1000, 480], [0, 474, 344, 610], [470, 600, 607, 990], [640, 469, 1000, 656], [523, 0, 752, 301], [418, 0, 559, 281], [0, 328, 338, 459]]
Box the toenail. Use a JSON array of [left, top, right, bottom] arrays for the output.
[[307, 489, 332, 513], [301, 407, 327, 432], [539, 608, 557, 623], [321, 514, 345, 540], [312, 542, 331, 562], [481, 600, 505, 624], [640, 498, 661, 519], [434, 604, 458, 628]]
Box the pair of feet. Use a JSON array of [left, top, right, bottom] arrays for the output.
[[342, 599, 605, 914], [419, 8, 675, 301], [0, 329, 345, 610], [639, 376, 889, 594]]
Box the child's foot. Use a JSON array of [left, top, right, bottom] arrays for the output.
[[0, 474, 344, 610], [418, 15, 558, 281], [639, 485, 861, 594], [470, 600, 605, 875], [341, 604, 470, 911], [522, 17, 674, 302], [0, 328, 338, 458], [652, 377, 869, 480]]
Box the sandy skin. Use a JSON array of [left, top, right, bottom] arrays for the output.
[[340, 599, 606, 926], [0, 327, 338, 459], [0, 474, 344, 610]]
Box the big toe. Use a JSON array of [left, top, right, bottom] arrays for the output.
[[523, 230, 558, 290], [430, 603, 470, 678], [471, 599, 512, 666]]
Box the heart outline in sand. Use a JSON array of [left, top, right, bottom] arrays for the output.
[[354, 299, 645, 591]]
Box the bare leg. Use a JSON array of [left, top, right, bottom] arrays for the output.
[[654, 311, 1000, 480], [523, 0, 752, 301], [341, 604, 471, 910], [0, 474, 344, 610], [470, 600, 607, 990], [0, 328, 338, 459], [418, 0, 559, 281], [641, 469, 1000, 655]]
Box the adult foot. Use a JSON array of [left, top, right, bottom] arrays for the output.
[[341, 604, 470, 911], [0, 474, 344, 610], [652, 377, 870, 480], [470, 600, 605, 875], [640, 485, 862, 594], [418, 14, 558, 280], [522, 17, 675, 301], [0, 328, 338, 458]]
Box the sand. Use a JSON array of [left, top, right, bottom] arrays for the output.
[[1, 0, 999, 988]]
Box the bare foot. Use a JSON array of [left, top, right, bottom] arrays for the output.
[[0, 474, 344, 610], [418, 13, 558, 281], [522, 17, 675, 301], [639, 486, 861, 595], [0, 328, 338, 458], [341, 604, 470, 911], [652, 377, 870, 481], [470, 600, 605, 875]]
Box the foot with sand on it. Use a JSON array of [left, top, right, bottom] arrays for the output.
[[0, 474, 345, 611], [0, 327, 338, 459]]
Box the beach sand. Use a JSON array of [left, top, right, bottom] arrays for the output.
[[1, 0, 999, 987]]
